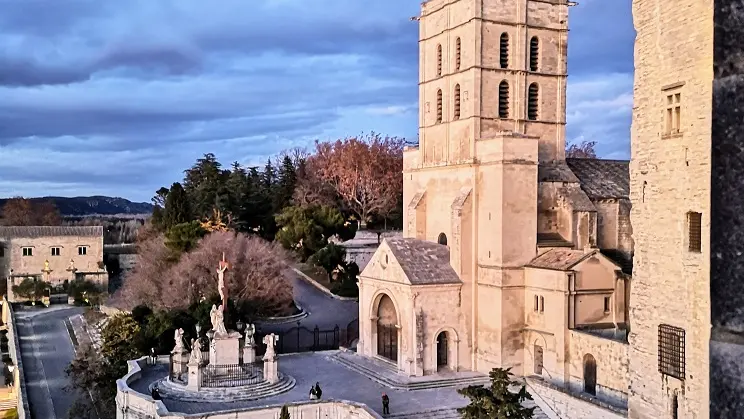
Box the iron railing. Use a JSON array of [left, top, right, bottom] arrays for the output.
[[200, 362, 263, 387], [168, 354, 188, 385], [255, 324, 341, 355]]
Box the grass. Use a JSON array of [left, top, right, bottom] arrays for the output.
[[296, 263, 333, 291]]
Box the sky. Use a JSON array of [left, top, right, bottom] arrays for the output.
[[0, 0, 635, 203]]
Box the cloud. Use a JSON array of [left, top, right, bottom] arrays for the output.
[[0, 0, 633, 201]]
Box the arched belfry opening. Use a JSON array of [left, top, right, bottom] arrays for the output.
[[583, 353, 597, 396], [376, 294, 398, 362], [436, 331, 449, 370], [437, 233, 448, 246]]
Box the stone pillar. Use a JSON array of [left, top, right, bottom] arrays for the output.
[[187, 360, 201, 391], [710, 4, 744, 417], [171, 352, 189, 378], [263, 333, 279, 384], [243, 343, 257, 364]]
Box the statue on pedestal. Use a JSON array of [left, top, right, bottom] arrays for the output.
[[245, 323, 256, 346], [216, 253, 229, 309], [188, 339, 203, 365], [263, 334, 279, 359], [67, 259, 76, 272], [172, 328, 185, 354], [210, 304, 228, 336]]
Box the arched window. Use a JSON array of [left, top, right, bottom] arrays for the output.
[[583, 354, 597, 396], [528, 83, 539, 120], [454, 84, 461, 120], [455, 37, 461, 71], [499, 33, 509, 68], [436, 89, 443, 123], [529, 36, 539, 71], [437, 233, 448, 245], [437, 44, 443, 76], [498, 81, 510, 118]]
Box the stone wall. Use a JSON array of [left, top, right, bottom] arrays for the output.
[[526, 377, 626, 419], [116, 357, 382, 419], [568, 330, 628, 408], [4, 299, 30, 418]]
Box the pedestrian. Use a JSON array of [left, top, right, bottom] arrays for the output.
[[314, 382, 323, 399], [151, 385, 161, 401], [309, 385, 317, 400], [382, 393, 390, 415]]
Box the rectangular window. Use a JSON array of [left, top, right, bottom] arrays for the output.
[[51, 247, 61, 256], [534, 295, 539, 312], [22, 247, 33, 257], [664, 92, 682, 135], [688, 212, 702, 252], [604, 296, 611, 313], [539, 296, 545, 313], [78, 246, 87, 256], [658, 324, 685, 380], [0, 247, 4, 258]]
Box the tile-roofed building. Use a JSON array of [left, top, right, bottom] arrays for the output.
[[385, 237, 461, 285], [527, 248, 621, 272], [0, 225, 103, 238], [566, 158, 630, 200]]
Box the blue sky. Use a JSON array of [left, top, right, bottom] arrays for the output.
[[0, 0, 634, 203]]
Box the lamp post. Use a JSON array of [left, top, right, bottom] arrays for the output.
[[236, 320, 245, 334]]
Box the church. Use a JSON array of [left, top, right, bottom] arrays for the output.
[[357, 0, 633, 408]]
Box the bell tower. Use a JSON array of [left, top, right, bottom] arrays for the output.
[[417, 0, 570, 166]]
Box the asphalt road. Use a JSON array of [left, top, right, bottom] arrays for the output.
[[14, 305, 85, 419]]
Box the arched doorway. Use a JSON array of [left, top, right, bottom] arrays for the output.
[[437, 233, 447, 246], [534, 345, 544, 375], [436, 332, 448, 369], [376, 294, 398, 362], [583, 354, 597, 396]]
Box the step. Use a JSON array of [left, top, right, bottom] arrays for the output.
[[154, 373, 297, 402], [330, 353, 490, 391], [387, 408, 462, 419]]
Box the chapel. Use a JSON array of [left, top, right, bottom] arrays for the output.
[[357, 0, 633, 402]]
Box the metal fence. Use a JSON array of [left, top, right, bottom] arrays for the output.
[[168, 354, 188, 385], [256, 324, 340, 355], [200, 362, 263, 387]]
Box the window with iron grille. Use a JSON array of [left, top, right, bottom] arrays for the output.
[[454, 84, 461, 119], [528, 83, 539, 120], [529, 36, 539, 71], [437, 44, 443, 76], [499, 33, 509, 68], [687, 211, 702, 252], [455, 37, 461, 71], [498, 81, 510, 118], [658, 324, 685, 380], [436, 89, 443, 123]]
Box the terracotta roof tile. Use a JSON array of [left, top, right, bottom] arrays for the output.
[[566, 158, 630, 200], [385, 237, 461, 285], [0, 226, 103, 238], [526, 248, 596, 271]]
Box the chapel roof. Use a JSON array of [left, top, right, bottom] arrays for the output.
[[0, 225, 103, 239], [566, 158, 630, 200], [526, 248, 618, 271], [385, 237, 462, 285]]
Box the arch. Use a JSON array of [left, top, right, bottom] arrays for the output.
[[533, 344, 544, 375], [436, 44, 443, 76], [499, 32, 509, 68], [583, 353, 597, 396], [455, 37, 462, 70], [436, 89, 443, 123], [498, 81, 510, 118], [431, 327, 460, 372], [436, 331, 448, 368], [453, 84, 461, 120], [528, 83, 539, 121], [371, 291, 401, 363], [529, 36, 539, 71], [437, 232, 448, 246]]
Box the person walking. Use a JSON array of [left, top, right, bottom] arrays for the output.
[[382, 393, 390, 415], [309, 385, 317, 400], [314, 382, 323, 399]]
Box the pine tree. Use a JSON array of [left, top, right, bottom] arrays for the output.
[[276, 155, 298, 211], [163, 182, 191, 230], [457, 368, 535, 419], [183, 153, 224, 218], [279, 405, 291, 419]]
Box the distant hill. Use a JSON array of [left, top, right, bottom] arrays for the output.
[[0, 196, 154, 217]]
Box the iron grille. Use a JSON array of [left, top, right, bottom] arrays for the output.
[[658, 324, 685, 380], [454, 85, 461, 119], [455, 38, 461, 70], [688, 212, 702, 252], [436, 90, 443, 123], [437, 44, 442, 76], [499, 81, 510, 118], [528, 84, 539, 120], [499, 33, 509, 68], [529, 37, 539, 71], [200, 362, 263, 387]]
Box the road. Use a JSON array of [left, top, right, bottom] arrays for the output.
[[14, 305, 84, 419]]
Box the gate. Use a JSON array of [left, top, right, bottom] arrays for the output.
[[168, 354, 188, 385], [377, 325, 398, 362], [255, 324, 340, 355]]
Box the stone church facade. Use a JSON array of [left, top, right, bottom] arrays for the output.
[[358, 0, 635, 413]]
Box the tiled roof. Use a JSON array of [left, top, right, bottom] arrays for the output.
[[0, 226, 103, 238], [538, 162, 580, 183], [526, 248, 597, 271], [385, 237, 462, 285], [566, 158, 630, 200]]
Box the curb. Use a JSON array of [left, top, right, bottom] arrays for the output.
[[254, 304, 309, 325], [291, 268, 358, 301]]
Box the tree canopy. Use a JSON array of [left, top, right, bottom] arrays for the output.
[[457, 368, 536, 419], [0, 197, 61, 226]]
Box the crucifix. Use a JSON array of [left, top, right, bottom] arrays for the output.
[[216, 253, 229, 310]]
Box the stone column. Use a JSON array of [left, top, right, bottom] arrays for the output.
[[263, 334, 279, 384], [710, 4, 744, 417], [243, 342, 257, 364], [187, 360, 201, 391]]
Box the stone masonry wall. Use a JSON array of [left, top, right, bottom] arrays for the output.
[[526, 377, 626, 419], [568, 330, 628, 408], [628, 0, 712, 417]]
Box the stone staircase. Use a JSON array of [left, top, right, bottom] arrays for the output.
[[153, 373, 296, 402], [329, 351, 491, 391], [386, 408, 462, 418]]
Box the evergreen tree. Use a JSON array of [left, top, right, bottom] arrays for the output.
[[457, 368, 535, 419], [279, 405, 291, 419], [163, 182, 191, 230], [183, 153, 224, 218], [276, 155, 298, 211]]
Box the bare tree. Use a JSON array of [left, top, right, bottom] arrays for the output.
[[566, 140, 598, 159]]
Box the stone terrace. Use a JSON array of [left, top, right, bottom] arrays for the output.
[[128, 350, 548, 418]]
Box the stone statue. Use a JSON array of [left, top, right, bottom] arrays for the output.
[[188, 339, 202, 364], [263, 334, 279, 358], [245, 323, 256, 345], [67, 259, 76, 271], [43, 260, 50, 272], [210, 304, 228, 336], [172, 328, 185, 354], [216, 253, 229, 307]]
